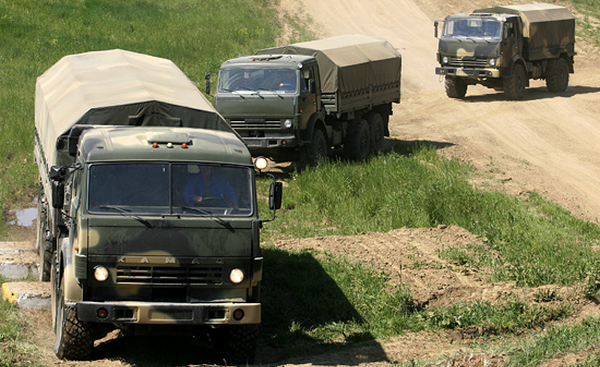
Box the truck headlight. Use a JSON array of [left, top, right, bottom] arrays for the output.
[[229, 268, 245, 284], [490, 58, 496, 67], [284, 119, 293, 129], [94, 266, 109, 282], [254, 156, 268, 171], [442, 56, 449, 65]]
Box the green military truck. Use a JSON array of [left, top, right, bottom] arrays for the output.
[[34, 49, 281, 362], [434, 3, 575, 100], [211, 34, 402, 166]]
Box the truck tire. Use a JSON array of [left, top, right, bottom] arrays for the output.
[[52, 254, 94, 360], [365, 112, 385, 155], [445, 76, 467, 99], [503, 63, 526, 100], [36, 184, 52, 282], [298, 128, 327, 169], [345, 119, 370, 161], [546, 58, 569, 93], [214, 324, 258, 364]]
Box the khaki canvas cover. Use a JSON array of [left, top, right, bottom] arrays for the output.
[[255, 34, 402, 95], [474, 3, 575, 53], [35, 49, 232, 168]]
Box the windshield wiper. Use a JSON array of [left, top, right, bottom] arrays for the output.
[[223, 88, 245, 99], [258, 87, 284, 99], [95, 205, 153, 228], [173, 206, 231, 228]]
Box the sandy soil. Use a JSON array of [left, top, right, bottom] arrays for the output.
[[14, 0, 600, 366]]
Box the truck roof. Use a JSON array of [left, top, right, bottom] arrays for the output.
[[35, 49, 234, 168], [219, 54, 316, 69], [255, 34, 401, 95], [80, 126, 252, 166], [473, 3, 574, 38]]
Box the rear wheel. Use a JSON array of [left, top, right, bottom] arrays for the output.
[[504, 63, 526, 100], [365, 112, 385, 155], [445, 76, 467, 99], [52, 254, 94, 360], [345, 119, 370, 161], [546, 58, 569, 93], [36, 184, 52, 282]]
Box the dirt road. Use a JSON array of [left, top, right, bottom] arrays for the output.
[[280, 0, 600, 223]]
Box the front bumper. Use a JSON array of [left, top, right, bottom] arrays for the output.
[[436, 67, 501, 78], [76, 301, 260, 325], [243, 135, 298, 149]]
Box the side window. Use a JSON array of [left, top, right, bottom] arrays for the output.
[[301, 70, 311, 93], [504, 23, 514, 39]]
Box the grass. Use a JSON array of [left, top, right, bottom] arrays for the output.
[[261, 148, 600, 288], [0, 277, 44, 367]]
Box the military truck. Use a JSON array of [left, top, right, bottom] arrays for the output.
[[34, 49, 282, 362], [434, 3, 575, 100], [210, 34, 402, 166]]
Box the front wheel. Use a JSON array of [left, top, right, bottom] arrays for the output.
[[504, 63, 526, 100], [52, 254, 94, 360], [213, 324, 258, 365], [445, 76, 467, 99]]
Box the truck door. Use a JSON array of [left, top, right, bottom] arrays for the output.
[[298, 67, 318, 130], [502, 19, 522, 64]]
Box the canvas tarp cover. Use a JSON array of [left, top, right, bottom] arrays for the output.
[[255, 34, 402, 95], [474, 3, 575, 48], [35, 49, 232, 167]]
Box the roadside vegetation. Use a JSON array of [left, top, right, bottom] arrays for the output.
[[1, 0, 600, 366]]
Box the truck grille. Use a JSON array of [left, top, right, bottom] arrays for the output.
[[230, 119, 281, 130], [449, 57, 488, 68], [116, 266, 223, 285]]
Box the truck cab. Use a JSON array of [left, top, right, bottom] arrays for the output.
[[214, 55, 323, 162]]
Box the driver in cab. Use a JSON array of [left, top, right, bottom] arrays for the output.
[[184, 165, 237, 206]]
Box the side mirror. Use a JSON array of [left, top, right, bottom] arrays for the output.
[[205, 72, 211, 95], [51, 180, 64, 209], [269, 181, 282, 210], [434, 20, 439, 38]]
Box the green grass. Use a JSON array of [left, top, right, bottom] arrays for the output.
[[0, 278, 44, 367], [260, 247, 571, 360], [502, 317, 600, 367], [0, 0, 282, 235], [261, 148, 600, 288]]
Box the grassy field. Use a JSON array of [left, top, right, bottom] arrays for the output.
[[1, 0, 600, 366]]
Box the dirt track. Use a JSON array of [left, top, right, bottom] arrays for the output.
[[279, 0, 600, 223], [24, 0, 600, 366]]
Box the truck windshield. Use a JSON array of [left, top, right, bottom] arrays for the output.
[[88, 163, 253, 216], [218, 68, 298, 94], [443, 18, 502, 39]]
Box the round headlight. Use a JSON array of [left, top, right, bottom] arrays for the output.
[[284, 119, 293, 129], [490, 58, 496, 67], [254, 156, 268, 171], [442, 56, 449, 64], [94, 266, 109, 282], [229, 268, 245, 284]]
